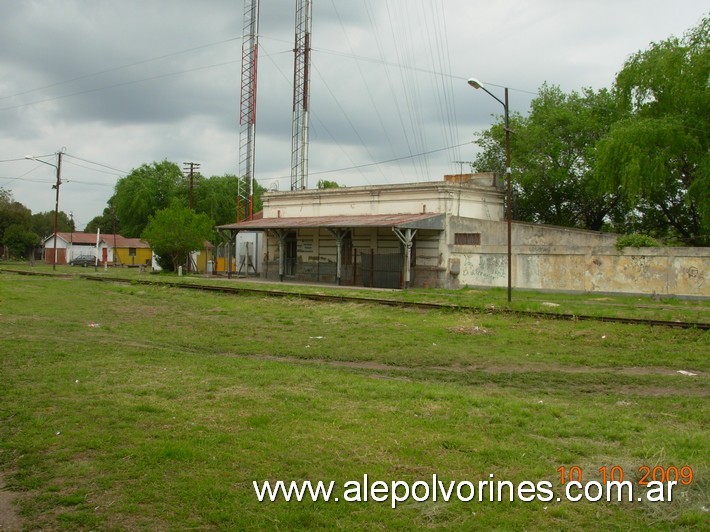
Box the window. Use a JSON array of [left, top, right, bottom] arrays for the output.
[[454, 233, 481, 246], [129, 247, 136, 257]]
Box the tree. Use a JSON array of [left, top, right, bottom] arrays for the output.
[[317, 179, 342, 189], [85, 204, 119, 235], [473, 84, 623, 230], [112, 160, 183, 237], [595, 17, 709, 244], [30, 211, 74, 239], [0, 189, 32, 244], [142, 201, 214, 272], [3, 224, 39, 259]]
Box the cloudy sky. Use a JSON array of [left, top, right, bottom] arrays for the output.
[[0, 0, 706, 230]]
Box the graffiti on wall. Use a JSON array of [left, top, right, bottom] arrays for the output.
[[461, 254, 505, 284], [687, 266, 705, 289]]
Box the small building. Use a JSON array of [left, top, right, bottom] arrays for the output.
[[42, 232, 152, 267], [42, 232, 102, 265], [217, 174, 710, 297], [218, 174, 504, 288], [109, 235, 152, 267]]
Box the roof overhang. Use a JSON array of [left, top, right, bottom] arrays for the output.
[[217, 213, 445, 232]]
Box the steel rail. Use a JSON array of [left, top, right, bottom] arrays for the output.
[[79, 275, 709, 331]]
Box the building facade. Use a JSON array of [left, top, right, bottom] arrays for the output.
[[218, 175, 709, 297]]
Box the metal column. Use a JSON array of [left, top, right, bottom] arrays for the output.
[[327, 228, 347, 285], [393, 228, 416, 289]]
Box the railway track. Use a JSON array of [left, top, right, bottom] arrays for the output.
[[82, 274, 708, 331], [2, 268, 707, 330]]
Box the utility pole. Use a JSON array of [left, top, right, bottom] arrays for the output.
[[69, 211, 74, 263], [453, 161, 474, 176], [52, 152, 63, 271], [183, 162, 200, 274], [183, 162, 200, 210], [25, 150, 64, 270]]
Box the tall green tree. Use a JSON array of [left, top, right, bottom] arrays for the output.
[[596, 17, 709, 244], [473, 84, 623, 230], [30, 211, 74, 239], [85, 204, 119, 235], [176, 173, 267, 224], [3, 224, 39, 259], [142, 201, 214, 271], [112, 160, 183, 237], [0, 189, 31, 244]]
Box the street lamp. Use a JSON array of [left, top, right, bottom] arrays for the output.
[[467, 78, 512, 302], [25, 151, 64, 271]]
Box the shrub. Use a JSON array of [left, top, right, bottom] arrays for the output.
[[615, 233, 661, 251]]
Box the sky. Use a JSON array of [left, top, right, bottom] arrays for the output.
[[0, 0, 706, 231]]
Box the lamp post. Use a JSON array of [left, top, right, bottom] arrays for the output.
[[69, 211, 74, 263], [26, 151, 63, 271], [467, 78, 512, 302]]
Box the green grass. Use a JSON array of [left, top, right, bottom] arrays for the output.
[[3, 262, 709, 325], [0, 271, 707, 529]]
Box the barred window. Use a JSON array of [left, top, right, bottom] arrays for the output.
[[454, 233, 481, 245]]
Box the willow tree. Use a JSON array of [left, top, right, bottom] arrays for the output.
[[596, 17, 709, 244], [112, 160, 183, 238]]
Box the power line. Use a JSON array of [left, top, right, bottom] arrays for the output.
[[0, 36, 242, 102], [62, 159, 125, 177], [0, 58, 241, 114], [63, 153, 128, 175], [256, 140, 473, 184]]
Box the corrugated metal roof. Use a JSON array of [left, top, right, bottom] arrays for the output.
[[46, 232, 151, 248], [217, 213, 444, 231]]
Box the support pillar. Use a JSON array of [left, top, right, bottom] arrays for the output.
[[393, 227, 416, 289], [327, 228, 346, 285], [272, 229, 287, 282]]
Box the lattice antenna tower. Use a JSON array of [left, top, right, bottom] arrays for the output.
[[291, 0, 312, 190], [238, 0, 260, 221]]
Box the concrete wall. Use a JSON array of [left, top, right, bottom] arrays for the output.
[[255, 209, 708, 297], [445, 218, 709, 297]]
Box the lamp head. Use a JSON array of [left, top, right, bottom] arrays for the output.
[[467, 78, 483, 90]]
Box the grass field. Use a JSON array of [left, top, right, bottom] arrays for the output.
[[0, 270, 707, 529]]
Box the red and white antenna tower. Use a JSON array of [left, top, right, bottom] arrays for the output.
[[238, 0, 260, 220], [291, 0, 312, 190]]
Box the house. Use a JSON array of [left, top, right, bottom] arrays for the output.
[[42, 232, 102, 265], [217, 174, 710, 297], [109, 235, 152, 267], [42, 232, 152, 267]]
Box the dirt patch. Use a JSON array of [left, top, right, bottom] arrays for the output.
[[0, 472, 22, 531], [447, 325, 491, 335], [247, 352, 704, 379]]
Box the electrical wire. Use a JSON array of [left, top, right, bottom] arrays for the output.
[[0, 36, 242, 102], [256, 140, 473, 185], [63, 154, 128, 175], [0, 58, 241, 113]]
